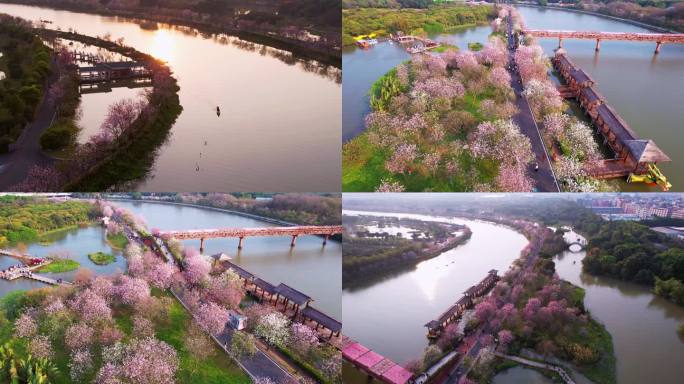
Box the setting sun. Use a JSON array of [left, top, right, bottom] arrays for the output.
[[149, 28, 175, 63]]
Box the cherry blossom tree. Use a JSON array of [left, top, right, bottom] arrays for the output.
[[113, 276, 150, 306], [69, 289, 112, 324], [385, 143, 418, 174], [194, 301, 229, 335], [376, 179, 405, 192], [15, 313, 38, 338], [100, 98, 146, 140], [97, 338, 178, 384], [65, 322, 95, 351], [69, 348, 93, 382], [183, 248, 211, 286], [254, 312, 290, 348], [30, 335, 54, 359]]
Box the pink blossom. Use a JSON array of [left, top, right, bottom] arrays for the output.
[[113, 276, 150, 306], [195, 301, 229, 335], [29, 335, 53, 359], [385, 143, 418, 174], [69, 289, 112, 323], [183, 248, 211, 286], [65, 322, 95, 351], [15, 313, 38, 338]]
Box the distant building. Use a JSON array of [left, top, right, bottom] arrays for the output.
[[600, 214, 640, 221], [589, 206, 624, 215], [671, 209, 684, 220], [652, 227, 684, 240]]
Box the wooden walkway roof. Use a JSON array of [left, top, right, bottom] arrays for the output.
[[225, 261, 254, 280], [275, 283, 312, 306], [301, 306, 342, 333], [342, 342, 413, 384], [596, 104, 640, 142], [624, 139, 671, 163]]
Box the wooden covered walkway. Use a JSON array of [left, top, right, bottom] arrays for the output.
[[341, 335, 414, 384], [425, 270, 499, 338], [552, 51, 670, 179], [223, 261, 342, 339]]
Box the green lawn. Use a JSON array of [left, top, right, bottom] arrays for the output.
[[88, 251, 116, 265], [38, 258, 80, 273], [106, 232, 129, 249], [0, 289, 250, 383], [153, 291, 251, 384]]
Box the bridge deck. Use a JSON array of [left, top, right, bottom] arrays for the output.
[[523, 29, 684, 43], [158, 225, 342, 240]]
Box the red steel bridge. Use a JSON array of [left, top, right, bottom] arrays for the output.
[[157, 225, 342, 250], [522, 29, 684, 53]]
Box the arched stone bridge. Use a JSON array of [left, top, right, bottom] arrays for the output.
[[157, 225, 342, 251], [522, 29, 684, 53]]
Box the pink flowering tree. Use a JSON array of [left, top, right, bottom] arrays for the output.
[[65, 322, 95, 351], [183, 248, 211, 286], [97, 338, 179, 384], [254, 312, 290, 349], [15, 313, 38, 338], [194, 301, 229, 335], [69, 289, 112, 324]]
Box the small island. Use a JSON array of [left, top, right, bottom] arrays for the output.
[[37, 258, 80, 273], [106, 232, 128, 249], [88, 251, 116, 265]]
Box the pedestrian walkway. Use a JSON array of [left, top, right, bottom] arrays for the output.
[[495, 352, 576, 384], [506, 18, 561, 192]]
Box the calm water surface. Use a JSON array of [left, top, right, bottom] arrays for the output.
[[517, 6, 684, 191], [0, 226, 125, 296], [341, 211, 528, 364], [343, 6, 684, 191], [342, 26, 492, 142], [549, 230, 684, 384], [114, 200, 342, 318], [0, 3, 341, 191]]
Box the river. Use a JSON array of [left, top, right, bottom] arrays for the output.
[[0, 200, 341, 321], [0, 2, 341, 192], [0, 225, 125, 296], [546, 230, 684, 384], [342, 25, 492, 142], [343, 6, 684, 192], [113, 200, 342, 319], [341, 211, 529, 369]]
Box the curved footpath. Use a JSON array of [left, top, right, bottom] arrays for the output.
[[0, 62, 57, 189]]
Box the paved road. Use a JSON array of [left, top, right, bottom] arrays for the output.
[[0, 62, 57, 190], [506, 20, 561, 192], [125, 225, 294, 383]]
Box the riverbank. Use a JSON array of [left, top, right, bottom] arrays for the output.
[[343, 221, 473, 289], [18, 30, 183, 191], [0, 0, 341, 68]]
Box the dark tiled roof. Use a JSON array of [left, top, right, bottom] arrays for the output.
[[275, 283, 312, 306], [225, 261, 254, 280], [624, 139, 671, 163], [596, 104, 639, 142], [253, 278, 276, 293], [580, 86, 604, 103], [301, 306, 341, 332]]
